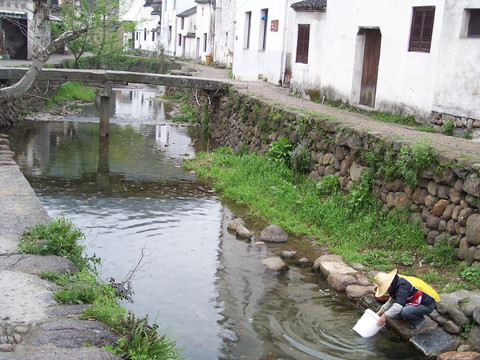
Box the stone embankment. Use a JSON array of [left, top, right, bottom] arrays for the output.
[[204, 89, 480, 270], [229, 218, 480, 359], [0, 135, 120, 360]]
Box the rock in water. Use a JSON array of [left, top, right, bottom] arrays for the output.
[[261, 257, 287, 271], [259, 224, 288, 243]]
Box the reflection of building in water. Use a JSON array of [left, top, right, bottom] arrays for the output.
[[154, 124, 170, 149], [113, 88, 167, 124]]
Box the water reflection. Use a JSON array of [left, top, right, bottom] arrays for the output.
[[9, 88, 422, 360]]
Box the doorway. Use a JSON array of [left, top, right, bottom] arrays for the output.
[[359, 29, 381, 108]]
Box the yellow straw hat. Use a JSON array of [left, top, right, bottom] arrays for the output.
[[374, 269, 397, 297]]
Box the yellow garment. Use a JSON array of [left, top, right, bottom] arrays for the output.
[[399, 275, 440, 302]]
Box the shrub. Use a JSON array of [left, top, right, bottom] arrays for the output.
[[53, 268, 101, 304], [19, 217, 92, 269], [442, 121, 454, 136], [396, 139, 436, 187], [266, 138, 294, 169], [107, 312, 183, 360], [316, 174, 340, 196], [460, 267, 480, 287]]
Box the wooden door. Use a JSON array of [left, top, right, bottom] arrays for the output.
[[360, 29, 381, 108]]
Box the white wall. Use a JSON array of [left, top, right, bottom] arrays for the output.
[[432, 0, 480, 119], [196, 3, 213, 62], [289, 10, 328, 96], [214, 0, 236, 67], [176, 11, 196, 58], [233, 0, 290, 84]]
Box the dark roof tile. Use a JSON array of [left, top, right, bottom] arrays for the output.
[[291, 0, 327, 11], [177, 6, 197, 17]]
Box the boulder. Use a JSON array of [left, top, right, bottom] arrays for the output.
[[346, 284, 375, 299], [444, 320, 462, 335], [227, 218, 246, 232], [261, 257, 287, 271], [327, 273, 358, 291], [259, 225, 288, 243], [432, 199, 451, 216], [281, 250, 296, 259], [236, 225, 253, 239], [313, 254, 357, 277], [436, 302, 470, 326]]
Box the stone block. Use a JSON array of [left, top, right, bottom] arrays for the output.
[[444, 203, 457, 220], [450, 188, 464, 204], [327, 273, 358, 291], [432, 199, 451, 216], [313, 254, 357, 277], [410, 330, 458, 358], [463, 173, 480, 197], [346, 284, 375, 299], [466, 214, 480, 245], [459, 208, 475, 226]]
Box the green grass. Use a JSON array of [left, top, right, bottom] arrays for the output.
[[19, 216, 93, 269], [185, 148, 428, 268], [22, 218, 184, 359], [51, 81, 95, 103]]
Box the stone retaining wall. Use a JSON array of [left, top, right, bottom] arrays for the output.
[[0, 80, 60, 130], [201, 90, 480, 265], [431, 111, 480, 140]]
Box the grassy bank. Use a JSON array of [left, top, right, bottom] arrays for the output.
[[20, 217, 183, 360], [185, 146, 480, 292], [50, 81, 95, 104]]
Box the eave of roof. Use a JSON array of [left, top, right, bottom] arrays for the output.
[[291, 0, 327, 11], [177, 6, 197, 17]]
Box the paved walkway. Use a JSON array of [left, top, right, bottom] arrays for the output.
[[186, 61, 480, 163]]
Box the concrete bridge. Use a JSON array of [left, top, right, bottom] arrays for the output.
[[0, 67, 229, 135]]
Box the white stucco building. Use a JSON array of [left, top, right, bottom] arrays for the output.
[[195, 0, 215, 63], [286, 0, 480, 123], [123, 0, 161, 55], [158, 0, 196, 57], [232, 0, 292, 84], [176, 6, 197, 58]]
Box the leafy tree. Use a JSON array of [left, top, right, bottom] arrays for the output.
[[51, 0, 137, 68]]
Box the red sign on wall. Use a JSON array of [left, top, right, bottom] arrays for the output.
[[271, 20, 279, 32]]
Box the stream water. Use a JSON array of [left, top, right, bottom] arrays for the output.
[[9, 87, 422, 360]]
